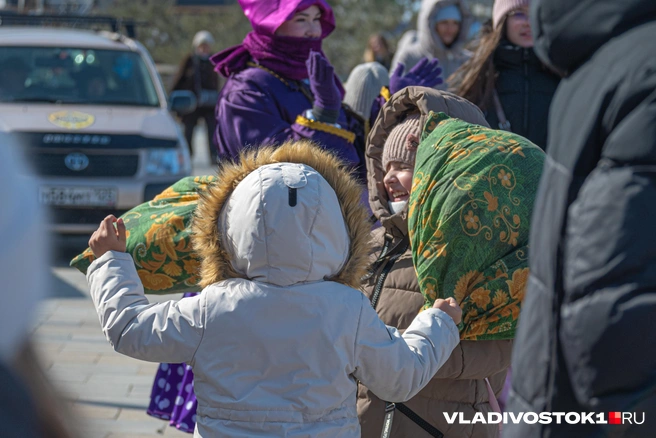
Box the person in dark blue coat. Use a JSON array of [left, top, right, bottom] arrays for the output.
[[505, 0, 656, 436]]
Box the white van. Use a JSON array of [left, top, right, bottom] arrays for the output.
[[0, 26, 195, 234]]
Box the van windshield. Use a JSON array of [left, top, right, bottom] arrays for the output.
[[0, 47, 160, 107]]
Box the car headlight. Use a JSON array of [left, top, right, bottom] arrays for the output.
[[145, 149, 188, 176]]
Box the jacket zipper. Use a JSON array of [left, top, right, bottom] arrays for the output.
[[523, 48, 530, 135]]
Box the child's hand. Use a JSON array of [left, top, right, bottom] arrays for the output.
[[433, 297, 462, 325], [89, 215, 127, 258]]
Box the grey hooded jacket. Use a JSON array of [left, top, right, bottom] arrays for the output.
[[391, 0, 473, 88]]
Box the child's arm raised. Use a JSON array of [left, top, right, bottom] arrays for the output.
[[352, 294, 460, 403], [86, 216, 204, 364]]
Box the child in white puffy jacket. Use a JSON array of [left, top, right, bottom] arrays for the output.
[[86, 142, 461, 438]]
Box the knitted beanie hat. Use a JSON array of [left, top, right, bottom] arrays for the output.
[[493, 0, 529, 29], [435, 5, 462, 23], [382, 113, 422, 171], [343, 62, 390, 118]]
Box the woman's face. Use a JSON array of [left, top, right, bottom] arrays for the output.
[[506, 7, 533, 48], [195, 42, 212, 57], [384, 162, 414, 202], [275, 5, 322, 39], [369, 35, 389, 56], [436, 20, 461, 46]]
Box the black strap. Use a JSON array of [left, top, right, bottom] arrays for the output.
[[380, 402, 396, 438], [492, 90, 511, 131], [367, 235, 408, 310], [370, 247, 405, 309], [380, 402, 444, 438], [367, 235, 444, 438], [361, 236, 392, 282], [396, 403, 444, 438]]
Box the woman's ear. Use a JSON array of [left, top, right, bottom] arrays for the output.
[[406, 133, 420, 150]]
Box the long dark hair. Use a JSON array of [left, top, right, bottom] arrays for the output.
[[448, 17, 507, 111]]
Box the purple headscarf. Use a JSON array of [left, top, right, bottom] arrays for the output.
[[211, 0, 344, 96]]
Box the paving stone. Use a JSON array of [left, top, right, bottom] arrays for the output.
[[73, 404, 120, 420], [79, 418, 173, 435], [35, 281, 192, 436], [49, 363, 141, 376], [60, 341, 116, 354], [96, 353, 151, 367], [138, 364, 160, 376], [48, 369, 91, 383], [87, 374, 155, 386], [58, 381, 133, 398], [46, 351, 101, 365], [115, 408, 157, 422]]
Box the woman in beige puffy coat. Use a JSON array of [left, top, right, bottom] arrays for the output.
[[357, 86, 512, 438]]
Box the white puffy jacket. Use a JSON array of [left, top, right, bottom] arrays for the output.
[[87, 142, 460, 437]]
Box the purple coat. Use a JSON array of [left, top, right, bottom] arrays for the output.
[[214, 66, 364, 170]]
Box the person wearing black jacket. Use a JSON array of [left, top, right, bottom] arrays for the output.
[[505, 0, 656, 436], [488, 39, 558, 149], [449, 0, 559, 150], [171, 30, 221, 163]]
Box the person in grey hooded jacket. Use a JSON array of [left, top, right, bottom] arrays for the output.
[[85, 140, 462, 438], [391, 0, 473, 89], [504, 0, 656, 436]]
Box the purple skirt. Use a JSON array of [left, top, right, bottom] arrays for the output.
[[146, 293, 198, 433]]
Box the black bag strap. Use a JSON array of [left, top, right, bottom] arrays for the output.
[[396, 403, 444, 438], [492, 90, 511, 131], [361, 235, 393, 283], [362, 234, 409, 309], [379, 402, 444, 438], [367, 235, 445, 438], [380, 402, 396, 438]]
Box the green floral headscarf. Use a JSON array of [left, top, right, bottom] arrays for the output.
[[409, 112, 545, 340]]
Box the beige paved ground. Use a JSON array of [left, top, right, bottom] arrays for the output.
[[33, 266, 190, 438]]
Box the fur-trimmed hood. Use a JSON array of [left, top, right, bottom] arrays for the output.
[[366, 86, 489, 236], [192, 141, 371, 288], [417, 0, 473, 58]]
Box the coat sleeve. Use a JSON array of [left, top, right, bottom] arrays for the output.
[[559, 86, 656, 409], [353, 294, 460, 403], [432, 339, 513, 380], [214, 87, 359, 165], [171, 54, 193, 92], [87, 251, 204, 364]]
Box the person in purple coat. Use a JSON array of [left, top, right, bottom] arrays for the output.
[[210, 0, 443, 177], [211, 0, 363, 168]]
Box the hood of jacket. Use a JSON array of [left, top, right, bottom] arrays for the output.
[[192, 141, 371, 288], [366, 86, 489, 236], [531, 0, 656, 76], [417, 0, 473, 58], [238, 0, 335, 37]]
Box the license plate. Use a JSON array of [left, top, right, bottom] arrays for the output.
[[39, 186, 117, 207]]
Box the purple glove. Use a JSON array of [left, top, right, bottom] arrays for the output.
[[306, 51, 341, 124], [389, 57, 443, 95]]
